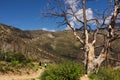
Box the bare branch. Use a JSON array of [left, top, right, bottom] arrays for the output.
[[87, 18, 100, 45], [95, 45, 104, 49], [42, 12, 65, 17], [82, 0, 88, 44], [110, 35, 120, 42], [108, 0, 120, 38], [64, 12, 84, 44], [56, 20, 66, 27], [109, 58, 120, 62], [92, 29, 99, 45]]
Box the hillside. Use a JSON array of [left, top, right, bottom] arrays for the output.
[[0, 23, 120, 66], [0, 23, 61, 63]]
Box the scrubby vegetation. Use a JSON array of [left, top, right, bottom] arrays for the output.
[[0, 50, 39, 73], [40, 61, 85, 80], [89, 66, 120, 80], [40, 61, 120, 80]]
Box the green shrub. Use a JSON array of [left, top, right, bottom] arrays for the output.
[[33, 63, 39, 71], [11, 60, 19, 67], [40, 61, 84, 80], [6, 52, 30, 63], [5, 66, 14, 72], [112, 69, 120, 80], [0, 50, 34, 72], [0, 62, 3, 71], [89, 67, 120, 80]]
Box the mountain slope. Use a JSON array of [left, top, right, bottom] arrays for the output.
[[0, 23, 120, 66], [0, 24, 61, 62]]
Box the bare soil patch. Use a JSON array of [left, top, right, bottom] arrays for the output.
[[0, 68, 44, 80]]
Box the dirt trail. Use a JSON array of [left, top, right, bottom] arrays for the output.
[[0, 68, 44, 80], [80, 75, 89, 80]]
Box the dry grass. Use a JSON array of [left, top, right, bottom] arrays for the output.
[[0, 68, 44, 80]]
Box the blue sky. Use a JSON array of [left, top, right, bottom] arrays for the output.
[[0, 0, 111, 31]]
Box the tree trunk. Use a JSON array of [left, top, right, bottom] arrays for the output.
[[84, 38, 109, 74]]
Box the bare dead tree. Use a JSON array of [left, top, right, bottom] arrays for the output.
[[42, 0, 120, 75]]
